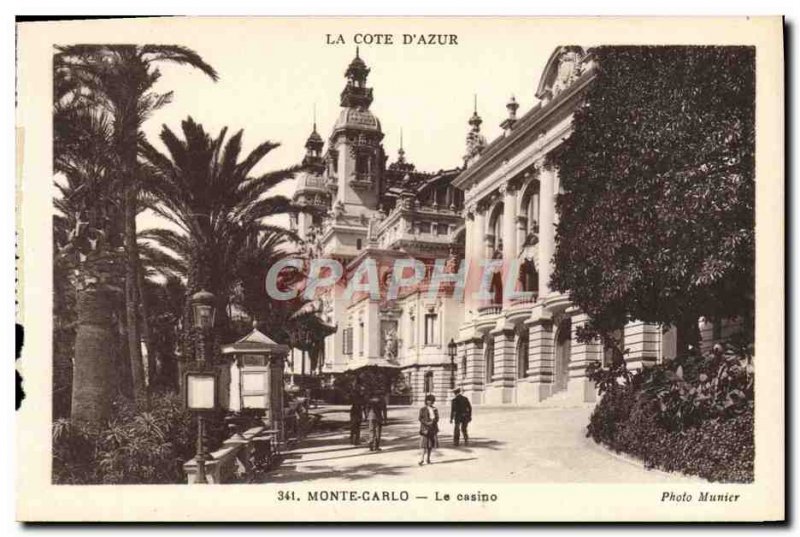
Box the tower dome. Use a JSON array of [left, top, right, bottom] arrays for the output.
[[332, 107, 382, 133]]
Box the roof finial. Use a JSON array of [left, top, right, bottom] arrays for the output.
[[474, 93, 478, 114], [356, 46, 360, 59], [400, 128, 404, 150], [313, 103, 317, 132]]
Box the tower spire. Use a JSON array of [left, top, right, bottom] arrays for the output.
[[465, 95, 487, 166], [341, 49, 373, 108], [304, 108, 324, 169], [397, 128, 406, 163], [468, 94, 483, 129]]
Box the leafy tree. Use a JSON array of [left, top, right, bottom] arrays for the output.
[[550, 46, 755, 353], [55, 45, 218, 403]]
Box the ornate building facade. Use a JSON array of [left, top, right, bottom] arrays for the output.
[[453, 46, 676, 406], [291, 49, 466, 404], [292, 46, 730, 406]]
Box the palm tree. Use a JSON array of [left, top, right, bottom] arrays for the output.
[[54, 45, 218, 402], [53, 83, 124, 422], [139, 117, 317, 360]]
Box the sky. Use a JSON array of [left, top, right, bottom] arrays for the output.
[[132, 18, 583, 231]]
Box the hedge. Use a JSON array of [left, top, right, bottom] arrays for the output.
[[586, 343, 754, 483]]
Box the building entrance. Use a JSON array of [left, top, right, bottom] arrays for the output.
[[554, 318, 572, 394]]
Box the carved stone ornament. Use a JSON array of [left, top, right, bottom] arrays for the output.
[[551, 50, 584, 97]]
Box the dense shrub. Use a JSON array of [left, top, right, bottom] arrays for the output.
[[587, 342, 754, 483], [53, 392, 228, 484]]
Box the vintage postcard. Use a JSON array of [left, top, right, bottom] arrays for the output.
[[16, 16, 784, 522]]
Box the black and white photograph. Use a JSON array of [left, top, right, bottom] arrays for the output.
[[14, 16, 784, 522]]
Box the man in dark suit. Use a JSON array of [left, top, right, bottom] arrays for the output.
[[366, 395, 386, 451], [349, 395, 363, 445], [450, 388, 472, 446]]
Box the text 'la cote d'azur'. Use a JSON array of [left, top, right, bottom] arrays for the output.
[[326, 33, 459, 46]]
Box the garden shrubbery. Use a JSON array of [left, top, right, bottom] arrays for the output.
[[53, 392, 228, 484], [587, 338, 754, 483]]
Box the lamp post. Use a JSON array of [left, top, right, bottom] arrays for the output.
[[186, 289, 217, 484], [448, 338, 457, 389]]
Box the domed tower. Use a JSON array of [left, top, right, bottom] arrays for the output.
[[292, 122, 330, 237], [326, 48, 385, 216]]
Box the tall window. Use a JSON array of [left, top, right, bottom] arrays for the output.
[[358, 321, 364, 356], [424, 371, 434, 394], [485, 337, 494, 384], [342, 327, 353, 355], [409, 313, 416, 347], [517, 333, 529, 378], [356, 154, 369, 176], [461, 351, 467, 379], [424, 313, 438, 345]]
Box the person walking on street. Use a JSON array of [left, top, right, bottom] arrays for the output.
[[418, 394, 439, 465], [450, 388, 472, 446], [349, 395, 363, 445], [367, 395, 384, 451]]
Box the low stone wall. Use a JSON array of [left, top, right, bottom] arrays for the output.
[[183, 425, 279, 484]]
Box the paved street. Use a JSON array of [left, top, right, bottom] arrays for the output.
[[265, 405, 701, 483]]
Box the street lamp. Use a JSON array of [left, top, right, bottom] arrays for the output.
[[448, 338, 457, 389], [186, 289, 218, 484], [192, 289, 216, 331]]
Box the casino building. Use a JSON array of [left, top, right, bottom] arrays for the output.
[[292, 47, 732, 406], [290, 49, 466, 404]]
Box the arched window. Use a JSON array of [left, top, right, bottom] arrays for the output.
[[519, 259, 538, 295], [492, 206, 503, 252], [461, 350, 467, 379], [519, 179, 541, 246]]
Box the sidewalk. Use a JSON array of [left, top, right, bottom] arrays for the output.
[[265, 405, 701, 483]]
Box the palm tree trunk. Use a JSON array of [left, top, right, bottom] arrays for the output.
[[124, 177, 147, 403], [71, 284, 115, 423], [136, 260, 156, 387]]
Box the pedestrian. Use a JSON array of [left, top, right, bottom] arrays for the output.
[[450, 388, 472, 446], [349, 395, 363, 445], [367, 395, 383, 451], [418, 394, 439, 465]]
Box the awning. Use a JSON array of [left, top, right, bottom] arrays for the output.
[[344, 358, 403, 372]]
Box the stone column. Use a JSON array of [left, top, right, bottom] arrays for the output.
[[624, 321, 660, 370], [567, 311, 601, 403], [501, 184, 518, 308], [459, 337, 485, 405], [485, 326, 515, 405], [473, 207, 486, 271], [463, 208, 475, 319], [538, 165, 555, 298]]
